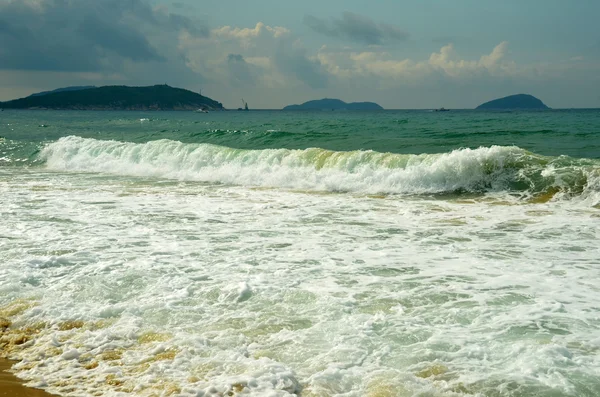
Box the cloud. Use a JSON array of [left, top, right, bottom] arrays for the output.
[[318, 42, 515, 82], [227, 54, 245, 63], [429, 42, 514, 77], [179, 22, 326, 89], [304, 12, 409, 45], [214, 22, 290, 41], [0, 0, 208, 72], [211, 22, 290, 52], [226, 54, 258, 86], [274, 42, 328, 89], [78, 13, 164, 63], [171, 2, 188, 9]]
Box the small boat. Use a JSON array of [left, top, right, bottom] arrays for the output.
[[237, 99, 249, 111], [435, 107, 450, 112], [195, 108, 209, 113]]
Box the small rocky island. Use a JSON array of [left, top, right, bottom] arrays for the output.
[[476, 94, 549, 110], [0, 85, 224, 111], [284, 98, 383, 110]]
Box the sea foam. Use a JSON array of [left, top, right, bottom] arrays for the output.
[[1, 166, 599, 396]]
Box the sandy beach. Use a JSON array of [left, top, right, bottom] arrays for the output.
[[0, 359, 56, 397]]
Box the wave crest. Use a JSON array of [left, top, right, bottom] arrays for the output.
[[39, 136, 599, 198]]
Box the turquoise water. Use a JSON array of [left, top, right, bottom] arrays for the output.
[[2, 109, 600, 157], [0, 110, 599, 396]]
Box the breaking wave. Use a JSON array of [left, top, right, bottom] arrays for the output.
[[37, 136, 600, 199]]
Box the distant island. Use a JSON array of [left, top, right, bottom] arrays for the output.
[[0, 85, 224, 111], [29, 86, 97, 97], [283, 98, 383, 110], [477, 94, 549, 110]]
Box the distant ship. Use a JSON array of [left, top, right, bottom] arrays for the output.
[[435, 107, 450, 112], [237, 99, 249, 111]]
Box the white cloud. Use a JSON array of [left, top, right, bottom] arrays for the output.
[[178, 22, 326, 91], [317, 41, 517, 83], [213, 22, 290, 42], [429, 41, 515, 77]]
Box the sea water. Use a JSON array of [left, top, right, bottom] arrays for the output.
[[0, 110, 599, 396]]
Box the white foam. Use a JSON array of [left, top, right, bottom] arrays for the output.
[[1, 165, 599, 396], [60, 349, 80, 360]]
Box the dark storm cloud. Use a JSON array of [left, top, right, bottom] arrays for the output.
[[167, 13, 210, 37], [226, 54, 257, 86], [227, 54, 245, 63], [78, 13, 164, 63], [304, 12, 409, 45], [0, 0, 208, 72], [274, 44, 328, 89]]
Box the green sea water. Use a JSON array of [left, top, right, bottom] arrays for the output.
[[0, 109, 599, 396], [2, 109, 600, 157]]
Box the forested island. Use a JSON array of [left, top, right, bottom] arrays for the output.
[[0, 85, 224, 111], [476, 94, 549, 110], [284, 98, 383, 110]]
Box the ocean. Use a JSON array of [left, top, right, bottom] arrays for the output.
[[1, 109, 599, 396]]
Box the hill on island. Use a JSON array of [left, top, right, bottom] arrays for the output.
[[29, 86, 97, 97], [477, 94, 549, 110], [284, 98, 383, 110], [0, 85, 224, 111]]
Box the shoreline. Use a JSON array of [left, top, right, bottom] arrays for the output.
[[0, 358, 57, 397]]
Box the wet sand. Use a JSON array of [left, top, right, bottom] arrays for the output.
[[0, 359, 57, 397]]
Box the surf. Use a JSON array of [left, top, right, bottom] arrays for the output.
[[35, 136, 599, 201]]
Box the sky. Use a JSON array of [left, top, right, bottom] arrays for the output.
[[0, 0, 599, 109]]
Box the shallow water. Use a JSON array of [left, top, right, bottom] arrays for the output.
[[0, 110, 599, 396]]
